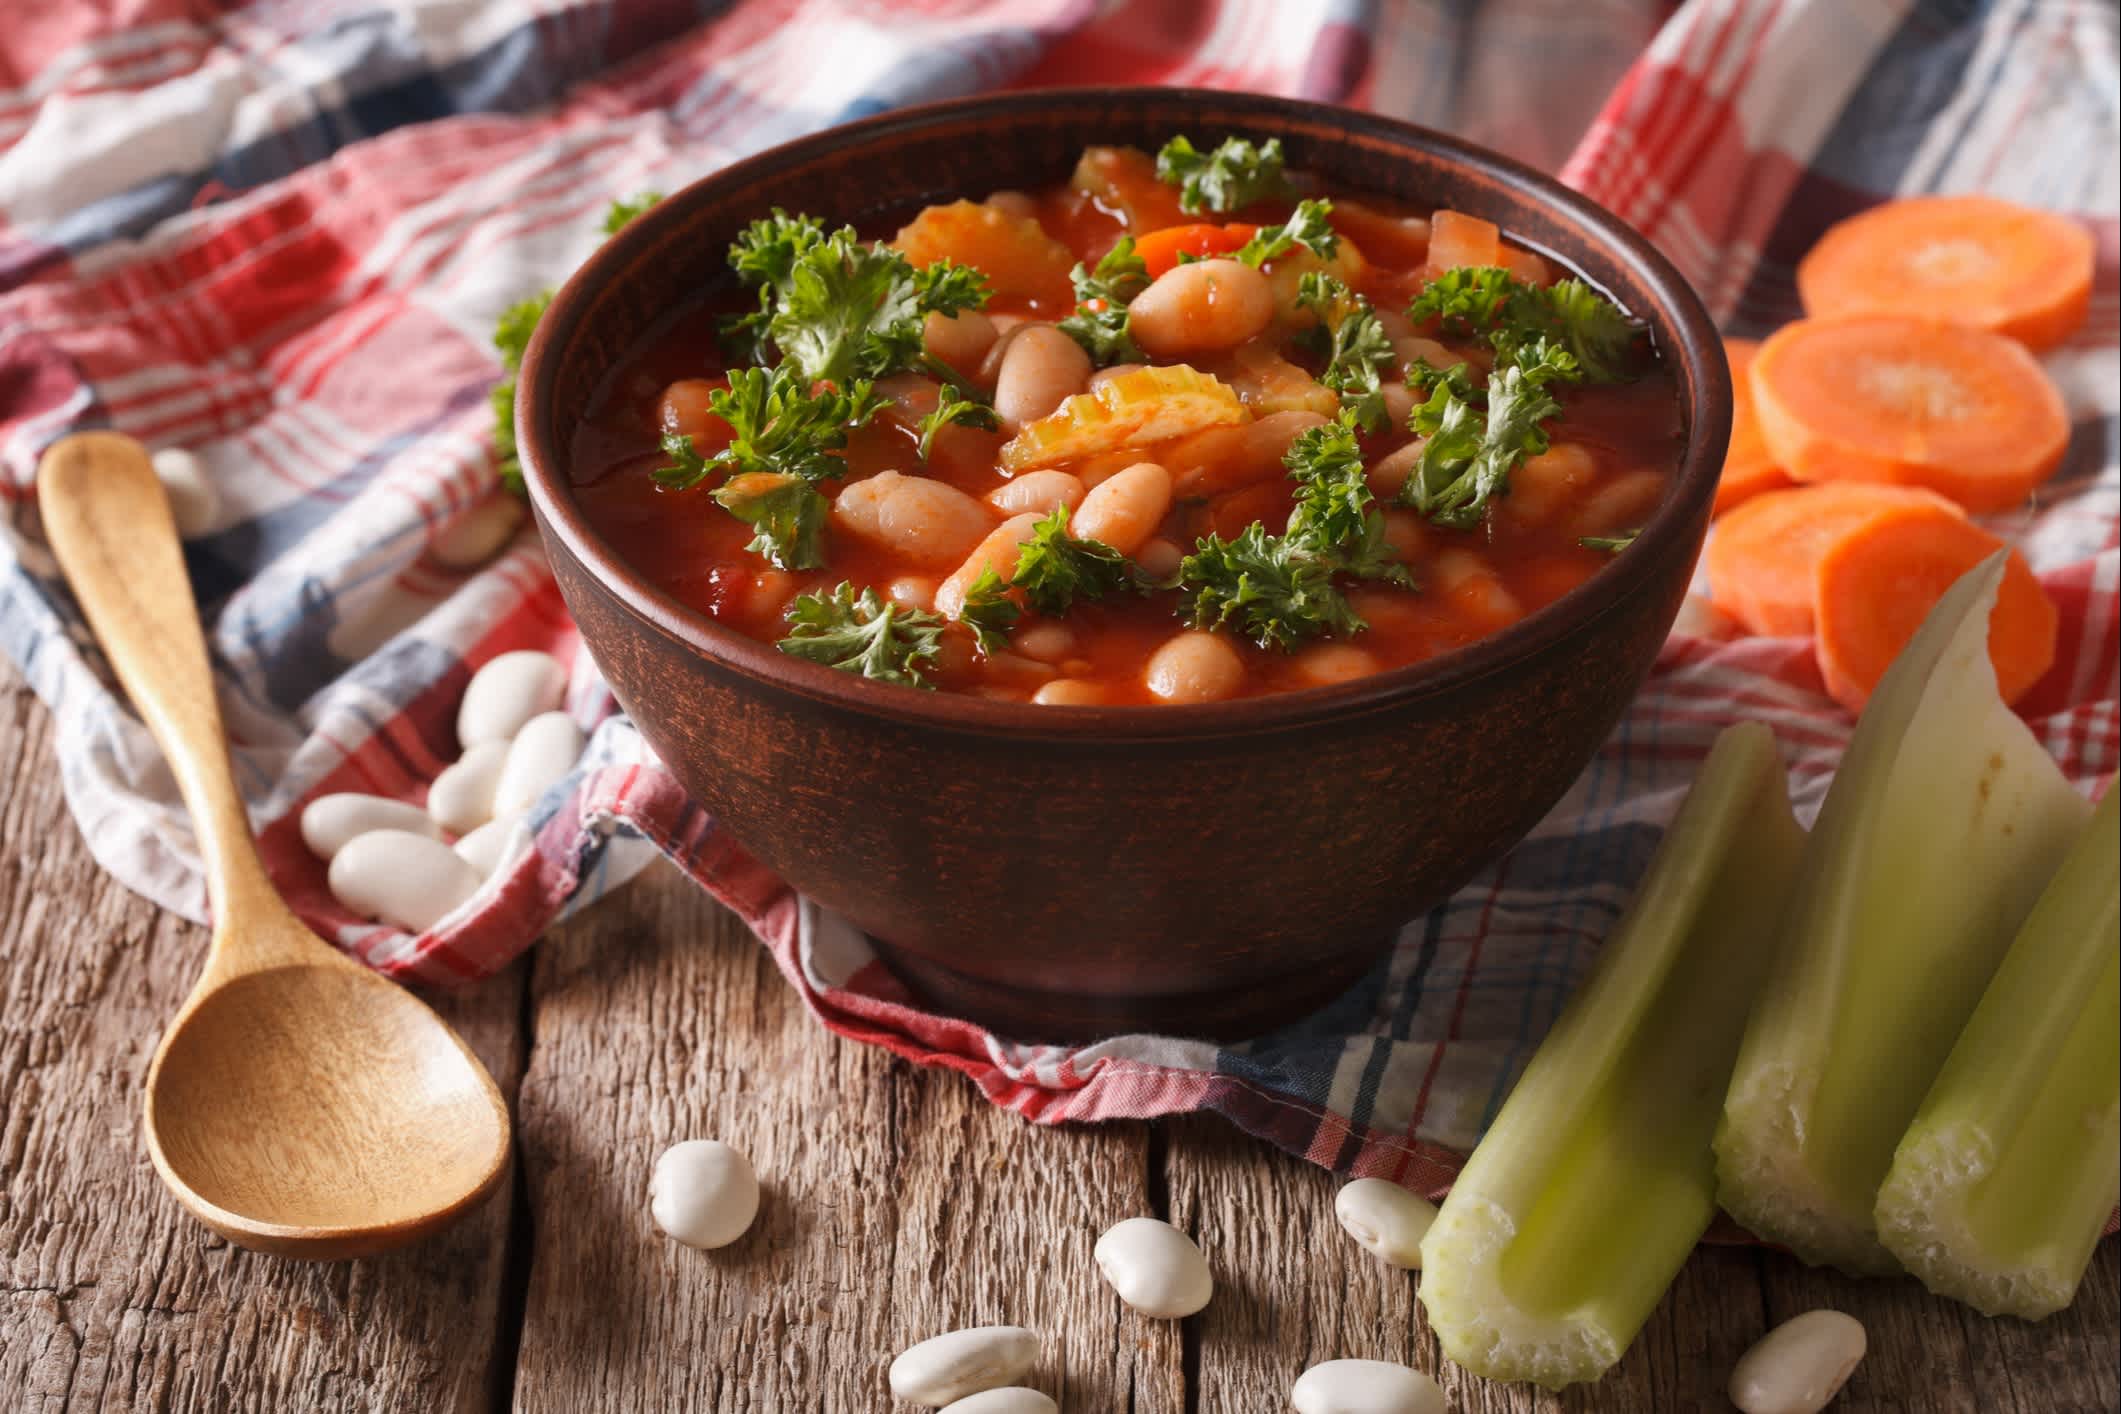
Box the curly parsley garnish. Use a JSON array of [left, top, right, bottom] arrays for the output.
[[1408, 266, 1643, 384], [1009, 506, 1136, 616], [1581, 530, 1639, 554], [712, 472, 830, 570], [777, 582, 944, 687], [1295, 272, 1396, 432], [916, 391, 1000, 459], [1234, 199, 1339, 267], [956, 568, 1024, 653], [1057, 236, 1153, 365], [1155, 135, 1295, 215], [1398, 358, 1564, 530]]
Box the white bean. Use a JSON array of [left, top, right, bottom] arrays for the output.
[[301, 793, 442, 861], [1143, 631, 1245, 705], [1128, 258, 1275, 357], [1093, 1217, 1213, 1318], [648, 1139, 759, 1250], [887, 576, 940, 612], [458, 650, 567, 748], [151, 447, 218, 538], [1070, 461, 1170, 556], [431, 494, 525, 569], [987, 470, 1084, 518], [426, 739, 509, 835], [939, 1390, 1057, 1414], [1031, 678, 1105, 706], [925, 308, 1000, 379], [491, 711, 584, 817], [1134, 537, 1183, 579], [994, 325, 1091, 430], [1088, 361, 1145, 391], [835, 471, 996, 569], [1333, 1179, 1437, 1268], [327, 829, 483, 932], [1012, 623, 1077, 663], [453, 812, 525, 874], [1730, 1311, 1866, 1414], [889, 1326, 1040, 1406], [1367, 440, 1424, 498], [937, 513, 1043, 618], [1291, 1358, 1446, 1414]]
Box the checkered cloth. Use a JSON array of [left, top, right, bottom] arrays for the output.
[[2, 0, 2114, 1198]]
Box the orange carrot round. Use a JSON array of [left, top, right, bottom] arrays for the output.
[[1812, 506, 2056, 712], [1134, 222, 1258, 278], [1714, 337, 1794, 516], [1748, 315, 2069, 514], [1423, 210, 1501, 275], [1797, 195, 2095, 352], [1703, 482, 1964, 637]]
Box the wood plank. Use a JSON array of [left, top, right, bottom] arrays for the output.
[[509, 865, 1177, 1411], [0, 672, 527, 1413]]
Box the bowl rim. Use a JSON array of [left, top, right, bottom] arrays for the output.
[[519, 85, 1730, 741]]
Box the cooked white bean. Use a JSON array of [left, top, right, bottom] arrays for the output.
[[1379, 380, 1416, 428], [1128, 258, 1275, 357], [887, 575, 940, 612], [1143, 631, 1245, 705], [1333, 1178, 1437, 1268], [836, 470, 996, 569], [1291, 1358, 1445, 1414], [1088, 361, 1145, 391], [453, 812, 525, 874], [151, 448, 218, 538], [1391, 334, 1454, 369], [1367, 440, 1424, 498], [1031, 678, 1105, 706], [1574, 468, 1668, 541], [987, 470, 1084, 518], [1070, 461, 1170, 556], [937, 512, 1043, 617], [1730, 1311, 1866, 1414], [889, 1326, 1040, 1406], [994, 325, 1091, 430], [924, 308, 1000, 379], [1505, 442, 1599, 526], [1378, 511, 1426, 564], [491, 711, 584, 817], [939, 1390, 1057, 1414], [327, 829, 483, 932], [431, 494, 525, 569], [458, 650, 567, 748], [1093, 1217, 1213, 1317], [427, 739, 510, 835], [1295, 643, 1382, 689], [1134, 537, 1183, 579], [1012, 623, 1077, 663], [301, 793, 442, 861], [648, 1139, 759, 1250]]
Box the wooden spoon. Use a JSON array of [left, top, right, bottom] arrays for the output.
[[37, 432, 511, 1260]]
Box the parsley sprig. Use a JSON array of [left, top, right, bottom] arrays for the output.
[[1295, 272, 1396, 432], [1397, 356, 1564, 530], [1155, 135, 1295, 214], [956, 568, 1024, 653], [1057, 236, 1153, 365], [1234, 199, 1338, 267], [1010, 506, 1137, 616], [1408, 266, 1643, 384], [777, 582, 944, 687]]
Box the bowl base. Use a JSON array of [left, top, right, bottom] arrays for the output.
[[867, 937, 1389, 1045]]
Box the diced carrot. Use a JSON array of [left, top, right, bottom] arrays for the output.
[[1206, 481, 1294, 539], [1327, 199, 1429, 269], [1069, 146, 1192, 234], [1499, 245, 1552, 286], [1134, 223, 1259, 278], [1703, 482, 1965, 637], [1797, 195, 2095, 352], [1812, 506, 2056, 712], [1713, 338, 1794, 516], [1748, 315, 2069, 514], [893, 200, 1076, 310], [1424, 210, 1501, 275]]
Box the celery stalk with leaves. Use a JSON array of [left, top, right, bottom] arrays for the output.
[[1715, 551, 2093, 1275], [1874, 781, 2118, 1319], [1418, 722, 1805, 1388]]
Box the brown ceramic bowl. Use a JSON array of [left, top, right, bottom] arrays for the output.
[[517, 88, 1730, 1043]]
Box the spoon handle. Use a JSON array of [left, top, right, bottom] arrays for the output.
[[37, 433, 282, 944]]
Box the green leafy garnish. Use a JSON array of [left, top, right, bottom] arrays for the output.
[[711, 472, 829, 570], [916, 390, 1000, 460], [601, 191, 664, 235], [957, 568, 1023, 653], [1408, 266, 1643, 384], [1581, 530, 1639, 554], [1282, 411, 1378, 552], [1235, 198, 1338, 267], [1057, 236, 1153, 365], [651, 365, 884, 491], [1009, 506, 1135, 616], [1399, 361, 1562, 529], [1296, 272, 1396, 431], [1176, 524, 1366, 652], [777, 582, 944, 687], [1154, 135, 1294, 214]]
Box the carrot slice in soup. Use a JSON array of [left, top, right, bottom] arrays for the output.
[[1812, 506, 2055, 712], [1425, 210, 1501, 274], [1135, 223, 1259, 278], [1713, 338, 1793, 515], [1703, 482, 1965, 637], [1797, 195, 2095, 352], [894, 200, 1076, 309], [1748, 315, 2069, 514]]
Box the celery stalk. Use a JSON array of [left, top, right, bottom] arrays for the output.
[[1715, 552, 2093, 1275], [1875, 781, 2119, 1319], [1418, 723, 1805, 1388]]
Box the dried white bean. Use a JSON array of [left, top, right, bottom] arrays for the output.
[[458, 650, 566, 748], [301, 793, 442, 861], [1031, 678, 1105, 706], [327, 829, 483, 932], [1730, 1311, 1866, 1414], [937, 513, 1043, 618], [1012, 622, 1078, 664], [1128, 258, 1275, 357], [453, 812, 525, 874], [1093, 1217, 1212, 1318], [491, 711, 584, 817], [836, 471, 996, 569], [987, 470, 1085, 518], [431, 494, 525, 569], [1134, 537, 1183, 579], [426, 740, 509, 835], [1143, 631, 1245, 705], [648, 1139, 759, 1250], [925, 308, 1000, 379], [994, 325, 1091, 430], [1333, 1179, 1437, 1268], [889, 1326, 1039, 1406], [1070, 461, 1170, 556], [1291, 1358, 1445, 1414], [939, 1390, 1057, 1414], [151, 448, 218, 538]]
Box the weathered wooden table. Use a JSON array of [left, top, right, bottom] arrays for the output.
[[2, 665, 2114, 1412]]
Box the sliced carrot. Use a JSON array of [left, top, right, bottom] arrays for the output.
[[1798, 195, 2095, 352], [1703, 482, 1964, 637], [1424, 210, 1501, 275], [1134, 222, 1259, 278], [1748, 315, 2069, 514], [1713, 337, 1794, 515], [893, 200, 1077, 310], [1813, 506, 2055, 712]]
